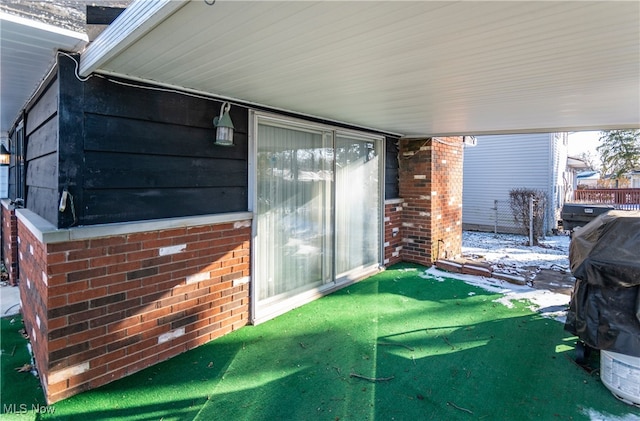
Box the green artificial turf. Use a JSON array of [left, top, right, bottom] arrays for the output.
[[1, 314, 48, 419], [2, 263, 638, 420]]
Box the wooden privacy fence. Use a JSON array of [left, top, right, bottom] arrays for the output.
[[573, 189, 640, 210]]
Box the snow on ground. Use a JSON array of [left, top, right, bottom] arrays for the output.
[[428, 231, 573, 322], [425, 265, 570, 322], [461, 231, 571, 274]]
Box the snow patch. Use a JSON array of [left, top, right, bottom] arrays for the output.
[[580, 407, 640, 421], [462, 231, 570, 274], [426, 266, 569, 322]]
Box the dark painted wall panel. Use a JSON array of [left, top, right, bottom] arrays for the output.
[[21, 72, 60, 223], [57, 54, 85, 228], [55, 57, 250, 226], [26, 80, 58, 136], [84, 152, 247, 189], [26, 153, 58, 190], [82, 76, 249, 135], [26, 186, 58, 223], [385, 137, 399, 199], [26, 118, 57, 161], [86, 6, 125, 24], [82, 187, 246, 224], [83, 113, 247, 160]]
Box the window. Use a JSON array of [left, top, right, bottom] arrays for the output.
[[9, 123, 25, 201]]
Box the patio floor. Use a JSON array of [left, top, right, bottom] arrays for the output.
[[2, 263, 638, 420]]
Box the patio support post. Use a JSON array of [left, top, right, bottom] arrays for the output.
[[398, 137, 464, 265]]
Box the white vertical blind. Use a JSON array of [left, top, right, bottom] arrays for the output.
[[256, 122, 333, 306], [335, 135, 380, 277], [254, 116, 383, 321]]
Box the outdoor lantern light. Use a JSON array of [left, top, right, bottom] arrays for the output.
[[0, 145, 10, 166], [213, 102, 234, 146]]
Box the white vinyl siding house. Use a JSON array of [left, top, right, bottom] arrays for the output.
[[462, 133, 569, 234]]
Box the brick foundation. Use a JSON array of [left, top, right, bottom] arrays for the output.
[[16, 210, 252, 403], [1, 200, 19, 285], [398, 137, 463, 265]]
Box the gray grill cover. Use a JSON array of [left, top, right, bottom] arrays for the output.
[[564, 210, 640, 356]]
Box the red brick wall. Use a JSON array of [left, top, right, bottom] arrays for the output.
[[17, 219, 49, 383], [398, 138, 433, 265], [17, 215, 251, 403], [398, 137, 463, 265], [1, 201, 19, 285], [384, 199, 404, 266], [430, 137, 464, 261]]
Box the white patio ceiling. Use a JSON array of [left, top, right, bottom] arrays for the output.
[[0, 12, 88, 135], [31, 1, 640, 137]]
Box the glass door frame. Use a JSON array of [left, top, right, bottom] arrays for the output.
[[249, 110, 385, 324]]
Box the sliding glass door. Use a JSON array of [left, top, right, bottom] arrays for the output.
[[253, 114, 381, 322], [335, 134, 380, 279]]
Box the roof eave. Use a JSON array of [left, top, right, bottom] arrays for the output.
[[0, 12, 88, 134], [79, 0, 187, 77]]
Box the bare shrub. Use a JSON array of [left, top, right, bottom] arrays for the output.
[[509, 188, 548, 245]]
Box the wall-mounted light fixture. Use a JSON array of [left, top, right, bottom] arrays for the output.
[[0, 144, 10, 166], [213, 102, 234, 146]]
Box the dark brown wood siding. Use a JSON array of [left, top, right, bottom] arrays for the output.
[[57, 54, 248, 226], [24, 77, 59, 223], [385, 136, 400, 199]]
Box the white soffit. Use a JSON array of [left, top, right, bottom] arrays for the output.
[[81, 1, 639, 137], [0, 12, 88, 134]]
